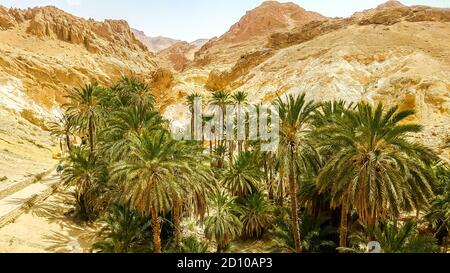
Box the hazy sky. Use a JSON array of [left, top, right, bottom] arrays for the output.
[[1, 0, 449, 41]]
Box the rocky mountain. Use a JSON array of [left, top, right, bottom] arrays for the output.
[[0, 1, 449, 162], [158, 42, 197, 72], [163, 1, 450, 158], [159, 40, 209, 72], [131, 29, 183, 52], [0, 6, 159, 110], [0, 5, 161, 182], [132, 29, 208, 71], [194, 1, 325, 67], [368, 0, 405, 12], [190, 39, 208, 48]]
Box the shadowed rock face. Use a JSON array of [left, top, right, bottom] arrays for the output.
[[161, 1, 450, 157], [0, 5, 159, 111]]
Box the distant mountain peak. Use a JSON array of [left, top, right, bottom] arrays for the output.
[[131, 28, 183, 52], [222, 0, 325, 42], [376, 0, 405, 10]]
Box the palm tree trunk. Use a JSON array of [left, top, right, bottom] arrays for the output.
[[220, 105, 226, 168], [368, 211, 377, 241], [65, 134, 72, 152], [190, 110, 195, 141], [151, 207, 162, 253], [278, 176, 284, 207], [339, 201, 349, 252], [229, 140, 234, 165], [445, 236, 449, 253], [288, 147, 302, 253], [59, 137, 63, 153], [263, 159, 273, 200], [268, 165, 274, 201], [88, 119, 94, 152], [173, 200, 182, 251], [216, 243, 221, 253]]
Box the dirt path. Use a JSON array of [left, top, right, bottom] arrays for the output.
[[0, 181, 99, 253]]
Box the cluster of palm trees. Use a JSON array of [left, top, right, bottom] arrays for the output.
[[53, 76, 449, 253]]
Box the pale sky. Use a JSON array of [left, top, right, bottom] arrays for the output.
[[0, 0, 449, 41]]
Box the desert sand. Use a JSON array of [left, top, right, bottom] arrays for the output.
[[0, 178, 99, 253]]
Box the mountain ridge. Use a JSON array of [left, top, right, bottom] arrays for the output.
[[0, 1, 449, 159]]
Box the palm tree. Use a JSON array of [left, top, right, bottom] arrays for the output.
[[173, 158, 215, 250], [222, 152, 262, 199], [204, 190, 242, 253], [92, 202, 151, 253], [232, 91, 248, 104], [426, 163, 449, 248], [62, 147, 107, 221], [202, 115, 215, 156], [240, 193, 274, 239], [257, 148, 277, 201], [275, 155, 287, 207], [276, 93, 319, 253], [209, 91, 232, 168], [232, 91, 248, 159], [272, 210, 337, 253], [114, 76, 156, 110], [186, 93, 202, 141], [317, 102, 437, 249], [348, 221, 439, 253], [49, 113, 75, 154], [111, 130, 197, 253], [180, 235, 210, 253], [313, 100, 353, 128], [100, 106, 164, 161], [426, 193, 449, 248], [64, 83, 104, 152]]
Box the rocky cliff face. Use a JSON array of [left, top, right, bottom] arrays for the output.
[[158, 40, 208, 72], [0, 5, 159, 112], [7, 6, 147, 54], [132, 29, 208, 71], [222, 1, 324, 42], [0, 1, 448, 159], [163, 1, 450, 157], [158, 42, 198, 72], [0, 6, 163, 184]]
